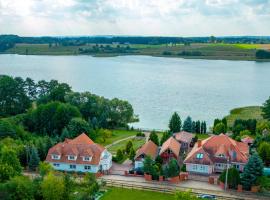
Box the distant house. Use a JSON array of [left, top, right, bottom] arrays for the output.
[[184, 134, 249, 174], [46, 133, 112, 173], [159, 137, 181, 163], [241, 136, 254, 146], [134, 140, 158, 169], [173, 131, 194, 152]]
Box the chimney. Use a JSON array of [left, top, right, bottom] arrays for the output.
[[197, 140, 202, 147]]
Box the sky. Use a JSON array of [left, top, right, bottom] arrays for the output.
[[0, 0, 270, 37]]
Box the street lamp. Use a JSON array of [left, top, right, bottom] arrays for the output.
[[224, 157, 230, 191]]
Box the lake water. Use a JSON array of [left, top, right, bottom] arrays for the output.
[[0, 54, 270, 130]]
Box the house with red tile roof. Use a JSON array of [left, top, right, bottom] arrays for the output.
[[184, 134, 249, 174], [241, 136, 254, 146], [134, 140, 159, 169], [159, 137, 181, 163], [173, 131, 194, 152], [46, 133, 112, 173]]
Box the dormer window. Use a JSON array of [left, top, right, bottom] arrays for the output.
[[68, 155, 76, 160], [217, 154, 225, 158], [83, 156, 92, 161], [196, 153, 204, 159], [52, 154, 60, 160]]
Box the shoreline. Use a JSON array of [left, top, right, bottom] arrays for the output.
[[1, 52, 270, 62]]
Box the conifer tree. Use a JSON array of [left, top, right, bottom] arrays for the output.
[[168, 112, 181, 133], [241, 153, 264, 190], [149, 130, 159, 146], [29, 146, 40, 171], [183, 116, 193, 132]]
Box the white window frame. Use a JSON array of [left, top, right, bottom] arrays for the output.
[[83, 156, 92, 161], [196, 153, 204, 159], [69, 164, 76, 169], [68, 155, 76, 160], [84, 165, 91, 170], [52, 154, 60, 160], [53, 163, 60, 167]]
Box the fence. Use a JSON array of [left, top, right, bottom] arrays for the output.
[[101, 178, 252, 200]]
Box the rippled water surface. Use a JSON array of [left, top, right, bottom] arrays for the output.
[[1, 54, 270, 129]]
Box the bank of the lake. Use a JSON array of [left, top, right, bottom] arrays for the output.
[[1, 54, 270, 130], [4, 43, 270, 61]]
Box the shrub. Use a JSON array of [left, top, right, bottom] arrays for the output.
[[219, 167, 240, 189]]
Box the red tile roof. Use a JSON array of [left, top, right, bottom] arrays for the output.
[[160, 137, 181, 158], [46, 133, 105, 165], [135, 140, 158, 160], [241, 136, 254, 144], [174, 131, 194, 143], [184, 134, 249, 165]]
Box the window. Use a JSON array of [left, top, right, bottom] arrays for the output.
[[69, 165, 76, 169], [196, 153, 204, 159], [68, 155, 76, 160], [52, 154, 60, 160], [83, 156, 92, 161], [53, 163, 60, 167], [84, 165, 91, 170]]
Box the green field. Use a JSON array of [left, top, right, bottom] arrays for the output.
[[196, 134, 210, 140], [4, 43, 270, 61], [100, 187, 174, 200], [96, 129, 140, 146], [108, 137, 145, 154], [225, 106, 264, 127]]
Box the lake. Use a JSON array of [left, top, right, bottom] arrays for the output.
[[0, 54, 270, 130]]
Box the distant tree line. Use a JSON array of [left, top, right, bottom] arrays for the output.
[[1, 34, 270, 52], [78, 44, 136, 54]]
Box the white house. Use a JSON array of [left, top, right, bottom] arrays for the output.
[[46, 133, 112, 173]]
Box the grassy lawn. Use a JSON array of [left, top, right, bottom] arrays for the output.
[[96, 129, 140, 146], [225, 106, 264, 127], [100, 187, 174, 200], [108, 137, 145, 154], [196, 134, 210, 140]]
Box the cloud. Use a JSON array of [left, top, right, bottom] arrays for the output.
[[0, 0, 269, 36]]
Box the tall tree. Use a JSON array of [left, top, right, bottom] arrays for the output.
[[169, 112, 181, 133], [149, 130, 159, 146], [258, 142, 270, 166], [0, 75, 31, 117], [167, 158, 180, 177], [213, 122, 226, 134], [219, 167, 240, 189], [160, 131, 170, 145], [129, 147, 136, 162], [183, 116, 193, 132], [41, 173, 65, 200], [195, 121, 201, 133], [262, 97, 270, 120], [29, 146, 40, 171], [125, 141, 133, 155], [241, 153, 264, 190]]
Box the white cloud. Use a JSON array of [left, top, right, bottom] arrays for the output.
[[0, 0, 269, 36]]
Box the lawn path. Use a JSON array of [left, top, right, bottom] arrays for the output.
[[105, 131, 150, 149]]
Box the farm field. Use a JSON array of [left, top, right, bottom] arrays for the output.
[[4, 42, 270, 61]]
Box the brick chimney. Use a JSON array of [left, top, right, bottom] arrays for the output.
[[197, 140, 202, 147]]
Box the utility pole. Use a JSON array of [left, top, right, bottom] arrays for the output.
[[225, 158, 229, 191]]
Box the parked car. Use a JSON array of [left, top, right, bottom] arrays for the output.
[[197, 194, 216, 199]]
